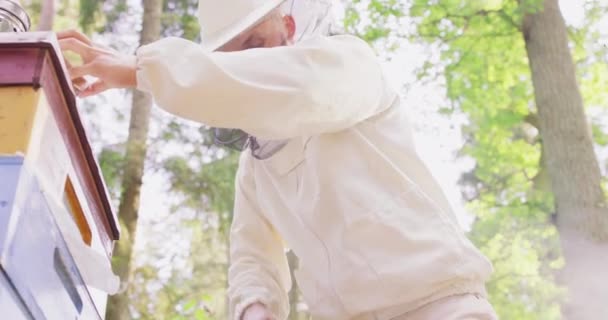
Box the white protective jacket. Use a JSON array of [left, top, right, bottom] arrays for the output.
[[136, 35, 493, 320]]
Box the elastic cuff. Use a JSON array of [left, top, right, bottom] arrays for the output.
[[134, 45, 154, 92], [234, 296, 267, 320], [134, 59, 149, 92]]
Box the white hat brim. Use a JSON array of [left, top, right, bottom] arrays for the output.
[[202, 0, 285, 51]]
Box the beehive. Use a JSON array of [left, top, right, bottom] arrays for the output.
[[0, 32, 120, 319]]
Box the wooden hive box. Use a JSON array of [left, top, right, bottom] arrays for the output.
[[0, 32, 120, 319]]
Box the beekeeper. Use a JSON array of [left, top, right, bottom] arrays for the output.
[[58, 0, 497, 319]]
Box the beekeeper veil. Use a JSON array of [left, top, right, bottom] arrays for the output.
[[213, 0, 338, 159], [284, 0, 337, 41]]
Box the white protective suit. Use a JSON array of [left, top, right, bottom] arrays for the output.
[[136, 34, 493, 320]]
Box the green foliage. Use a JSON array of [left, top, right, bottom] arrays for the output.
[[22, 0, 77, 30], [162, 0, 201, 39], [76, 0, 129, 33], [134, 122, 239, 318], [130, 223, 228, 319], [343, 0, 406, 45], [163, 148, 239, 233], [593, 124, 608, 146], [398, 0, 608, 318], [98, 146, 126, 200], [78, 0, 102, 32]]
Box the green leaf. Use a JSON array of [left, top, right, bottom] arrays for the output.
[[194, 309, 209, 320], [592, 124, 608, 146], [183, 299, 197, 312]]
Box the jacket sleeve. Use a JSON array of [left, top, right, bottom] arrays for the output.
[[135, 35, 389, 140], [227, 155, 291, 320]]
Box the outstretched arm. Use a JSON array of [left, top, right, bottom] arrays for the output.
[[57, 31, 391, 140], [229, 155, 291, 320]]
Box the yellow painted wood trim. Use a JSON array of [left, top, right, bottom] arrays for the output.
[[64, 176, 93, 246], [0, 86, 41, 155]]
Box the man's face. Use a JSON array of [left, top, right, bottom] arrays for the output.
[[217, 11, 296, 52]]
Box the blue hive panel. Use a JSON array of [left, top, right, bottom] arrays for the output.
[[0, 157, 101, 320], [0, 156, 25, 252], [0, 269, 30, 320]]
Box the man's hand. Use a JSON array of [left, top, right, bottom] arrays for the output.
[[242, 302, 275, 320], [57, 30, 137, 97]]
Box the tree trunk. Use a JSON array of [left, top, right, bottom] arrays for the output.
[[287, 250, 300, 320], [225, 231, 231, 318], [37, 0, 54, 31], [105, 0, 162, 319], [523, 0, 608, 318]]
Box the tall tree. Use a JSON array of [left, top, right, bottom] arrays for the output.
[[287, 250, 300, 320], [37, 0, 55, 30], [522, 0, 608, 317], [402, 0, 608, 317], [105, 0, 162, 318]]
